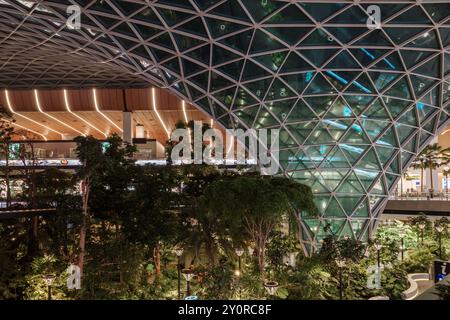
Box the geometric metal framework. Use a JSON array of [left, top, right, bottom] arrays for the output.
[[1, 1, 450, 253]]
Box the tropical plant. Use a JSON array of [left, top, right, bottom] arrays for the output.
[[201, 175, 317, 279], [417, 143, 450, 195]]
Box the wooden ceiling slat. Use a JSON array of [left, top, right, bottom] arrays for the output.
[[5, 88, 215, 144]]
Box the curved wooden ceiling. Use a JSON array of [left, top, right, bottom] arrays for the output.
[[0, 87, 214, 144]]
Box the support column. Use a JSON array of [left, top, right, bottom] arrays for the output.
[[123, 111, 133, 144]]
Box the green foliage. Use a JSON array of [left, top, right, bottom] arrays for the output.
[[402, 247, 434, 273], [22, 255, 72, 300], [197, 258, 236, 299], [287, 258, 335, 300]]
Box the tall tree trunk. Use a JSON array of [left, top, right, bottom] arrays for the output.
[[421, 168, 424, 193], [79, 178, 90, 279], [5, 145, 10, 207], [429, 167, 434, 190], [154, 241, 161, 275], [256, 237, 266, 280]]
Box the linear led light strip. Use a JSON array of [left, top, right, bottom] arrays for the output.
[[182, 100, 192, 142], [182, 100, 188, 124], [2, 117, 47, 141], [63, 89, 107, 138], [152, 87, 170, 139], [92, 88, 123, 133], [34, 89, 86, 137], [4, 89, 61, 138]]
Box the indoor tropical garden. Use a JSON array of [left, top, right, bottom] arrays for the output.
[[1, 116, 450, 301]]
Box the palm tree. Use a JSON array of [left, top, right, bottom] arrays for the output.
[[418, 143, 450, 197], [411, 155, 426, 193]]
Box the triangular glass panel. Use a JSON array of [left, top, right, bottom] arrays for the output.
[[253, 52, 288, 72], [241, 0, 286, 22], [341, 125, 371, 144], [339, 144, 365, 165], [352, 200, 369, 221], [389, 6, 432, 25], [210, 71, 234, 92], [369, 72, 401, 92], [382, 97, 411, 118], [354, 169, 379, 191], [304, 74, 337, 95], [362, 99, 390, 119], [280, 53, 314, 72], [249, 30, 285, 54], [423, 4, 450, 23], [325, 51, 360, 69], [384, 27, 427, 45], [220, 30, 253, 53], [354, 29, 393, 46], [401, 134, 417, 153], [320, 146, 350, 169], [385, 76, 412, 99], [299, 28, 336, 46], [325, 197, 347, 218], [375, 145, 396, 167], [241, 61, 272, 81], [299, 49, 339, 68], [400, 49, 435, 69], [266, 79, 296, 100], [356, 148, 380, 171], [299, 3, 346, 22], [324, 98, 354, 118], [304, 96, 333, 118], [287, 100, 318, 122], [373, 51, 402, 71], [395, 123, 417, 144], [209, 0, 250, 22], [278, 129, 298, 148], [233, 87, 258, 108], [267, 4, 313, 24], [412, 56, 441, 78], [338, 196, 364, 216], [234, 105, 258, 127], [325, 27, 367, 44], [346, 73, 376, 94], [217, 60, 245, 80], [375, 127, 398, 147], [328, 6, 368, 24], [173, 34, 205, 52], [410, 75, 438, 97], [344, 95, 376, 115], [205, 17, 247, 38], [419, 86, 439, 107], [397, 108, 418, 127], [157, 8, 192, 26], [266, 27, 313, 45], [214, 87, 236, 108], [177, 17, 208, 37], [336, 175, 365, 195], [416, 102, 437, 124]]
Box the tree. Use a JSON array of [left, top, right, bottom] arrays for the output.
[[202, 175, 317, 279], [411, 155, 426, 193], [74, 135, 104, 278], [0, 106, 15, 207], [121, 165, 181, 275]]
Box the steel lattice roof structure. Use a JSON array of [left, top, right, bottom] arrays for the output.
[[1, 0, 450, 253]]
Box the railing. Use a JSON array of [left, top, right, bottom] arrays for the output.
[[389, 193, 450, 201]]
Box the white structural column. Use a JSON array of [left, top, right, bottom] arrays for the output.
[[123, 111, 133, 144], [425, 136, 439, 192]]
